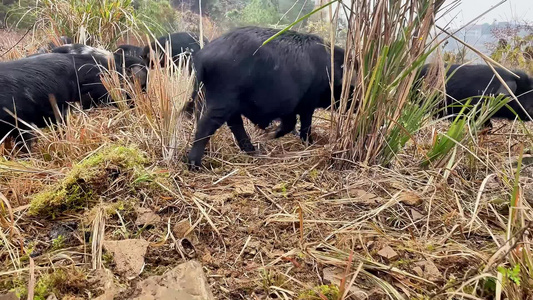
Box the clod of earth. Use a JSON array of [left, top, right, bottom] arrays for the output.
[[103, 239, 150, 279], [132, 260, 214, 300], [0, 292, 18, 300], [29, 145, 148, 217], [234, 181, 255, 196], [92, 269, 123, 300], [172, 219, 193, 239]]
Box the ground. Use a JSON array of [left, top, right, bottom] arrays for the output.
[[0, 29, 532, 300]]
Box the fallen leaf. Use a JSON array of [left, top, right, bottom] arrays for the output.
[[347, 189, 384, 205], [399, 191, 422, 206], [193, 192, 209, 201], [135, 207, 161, 226], [172, 219, 192, 238]]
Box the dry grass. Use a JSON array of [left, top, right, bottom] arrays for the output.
[[0, 69, 532, 298], [1, 9, 533, 300]]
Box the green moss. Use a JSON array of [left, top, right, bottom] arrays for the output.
[[12, 272, 57, 300], [298, 284, 340, 300], [29, 145, 148, 217], [11, 268, 85, 300], [102, 252, 114, 267], [51, 235, 66, 251]]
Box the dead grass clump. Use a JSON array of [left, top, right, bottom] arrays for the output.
[[28, 144, 148, 217], [0, 28, 38, 61]]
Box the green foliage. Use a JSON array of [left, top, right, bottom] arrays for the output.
[[0, 0, 38, 28], [277, 0, 313, 24], [136, 0, 180, 36], [491, 35, 533, 74], [36, 0, 139, 48], [442, 47, 467, 65], [498, 264, 521, 286], [234, 0, 279, 26], [421, 93, 511, 167], [12, 269, 85, 300], [482, 277, 497, 294], [51, 235, 66, 250]]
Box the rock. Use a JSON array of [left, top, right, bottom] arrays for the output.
[[0, 292, 18, 300], [104, 239, 149, 279], [377, 246, 398, 260], [412, 266, 424, 277], [415, 260, 443, 281], [347, 189, 384, 206], [133, 260, 214, 300], [411, 209, 424, 221], [234, 181, 255, 196], [135, 207, 161, 227], [46, 294, 58, 300], [398, 191, 422, 206], [49, 221, 77, 240]]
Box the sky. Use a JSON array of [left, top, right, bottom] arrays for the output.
[[436, 0, 533, 28]]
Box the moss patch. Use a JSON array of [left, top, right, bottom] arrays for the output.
[[298, 284, 340, 300], [29, 145, 148, 217], [10, 268, 86, 300]]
